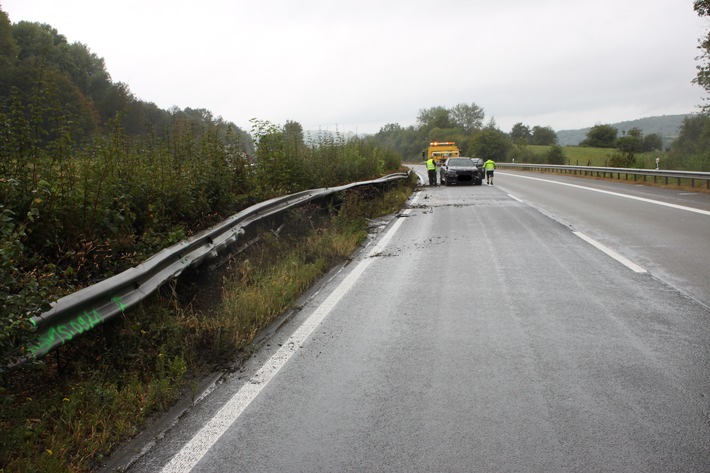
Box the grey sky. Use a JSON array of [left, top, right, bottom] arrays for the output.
[[2, 0, 706, 135]]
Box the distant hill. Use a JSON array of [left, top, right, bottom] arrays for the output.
[[556, 114, 693, 147]]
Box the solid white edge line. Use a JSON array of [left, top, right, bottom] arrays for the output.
[[508, 193, 524, 203], [160, 194, 418, 473], [499, 172, 710, 217], [573, 231, 647, 274]]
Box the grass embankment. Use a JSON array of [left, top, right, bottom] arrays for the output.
[[0, 180, 415, 473], [527, 144, 663, 168]]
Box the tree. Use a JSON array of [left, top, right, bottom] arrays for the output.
[[373, 123, 417, 160], [374, 122, 404, 152], [0, 9, 18, 91], [470, 126, 512, 161], [616, 127, 643, 154], [530, 126, 558, 145], [283, 120, 304, 147], [510, 122, 531, 144], [581, 124, 618, 148], [670, 114, 710, 156], [450, 102, 485, 133], [12, 21, 64, 63], [427, 127, 461, 143], [416, 106, 454, 130], [642, 133, 664, 152], [694, 0, 710, 110], [669, 114, 710, 170]]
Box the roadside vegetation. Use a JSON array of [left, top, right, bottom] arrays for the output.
[[0, 8, 410, 471], [0, 181, 414, 473], [522, 144, 665, 169]]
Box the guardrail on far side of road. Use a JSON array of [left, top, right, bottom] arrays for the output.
[[497, 163, 710, 189]]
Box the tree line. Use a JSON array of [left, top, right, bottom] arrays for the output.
[[371, 103, 558, 163], [371, 103, 708, 171], [0, 11, 254, 147], [372, 103, 581, 166], [0, 8, 401, 367]]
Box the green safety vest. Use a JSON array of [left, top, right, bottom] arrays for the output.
[[426, 159, 436, 171], [484, 160, 496, 170]]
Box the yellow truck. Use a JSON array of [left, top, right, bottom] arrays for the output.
[[425, 141, 460, 165]]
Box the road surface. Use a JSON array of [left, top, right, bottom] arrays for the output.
[[122, 167, 710, 472]]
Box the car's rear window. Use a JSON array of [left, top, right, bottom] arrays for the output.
[[447, 158, 473, 166]]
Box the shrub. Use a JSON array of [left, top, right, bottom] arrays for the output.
[[546, 144, 567, 165]]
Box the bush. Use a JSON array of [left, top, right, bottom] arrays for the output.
[[0, 197, 59, 367], [507, 146, 537, 163], [607, 151, 635, 168], [546, 145, 567, 165]]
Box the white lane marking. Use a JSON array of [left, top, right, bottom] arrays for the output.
[[505, 186, 646, 273], [500, 172, 710, 217], [161, 195, 419, 473], [573, 231, 647, 273]]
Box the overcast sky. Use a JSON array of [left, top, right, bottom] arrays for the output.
[[2, 0, 707, 135]]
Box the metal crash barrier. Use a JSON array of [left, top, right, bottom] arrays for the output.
[[497, 163, 710, 189], [17, 172, 410, 367]]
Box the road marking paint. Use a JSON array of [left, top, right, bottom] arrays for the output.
[[160, 195, 418, 473], [500, 172, 710, 217], [508, 193, 524, 203], [573, 231, 647, 273]]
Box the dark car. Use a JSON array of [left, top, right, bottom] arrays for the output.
[[439, 157, 483, 186], [471, 157, 484, 172]]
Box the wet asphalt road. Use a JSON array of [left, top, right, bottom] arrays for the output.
[[125, 168, 710, 472], [495, 170, 710, 307]]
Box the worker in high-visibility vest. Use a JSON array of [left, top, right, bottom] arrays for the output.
[[426, 157, 437, 186], [484, 158, 496, 185]]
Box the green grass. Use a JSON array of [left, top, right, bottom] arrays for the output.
[[0, 306, 189, 473], [0, 180, 414, 473], [526, 145, 666, 170], [516, 146, 709, 191]]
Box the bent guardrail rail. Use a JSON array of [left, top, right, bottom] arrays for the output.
[[497, 163, 710, 188], [18, 172, 410, 366]]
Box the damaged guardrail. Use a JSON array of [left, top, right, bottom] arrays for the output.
[[17, 172, 410, 367]]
